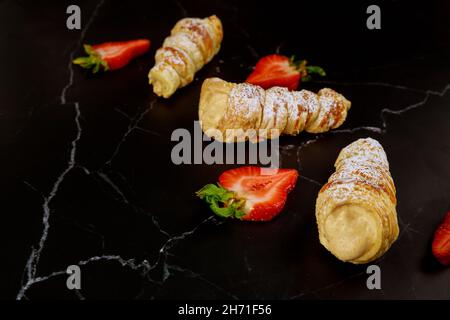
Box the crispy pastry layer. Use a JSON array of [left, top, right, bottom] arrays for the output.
[[198, 77, 351, 142], [315, 138, 399, 264], [149, 15, 223, 98]]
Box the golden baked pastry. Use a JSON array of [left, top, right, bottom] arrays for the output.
[[198, 77, 351, 142], [148, 15, 223, 98], [315, 138, 399, 264]]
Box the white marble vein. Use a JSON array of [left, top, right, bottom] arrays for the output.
[[173, 0, 188, 17], [311, 79, 442, 94], [18, 6, 110, 295], [106, 100, 157, 166], [60, 0, 107, 105], [380, 83, 450, 130], [95, 172, 130, 205], [288, 271, 366, 299], [294, 83, 450, 159], [15, 0, 450, 298], [17, 103, 83, 299], [16, 215, 218, 298], [299, 175, 323, 187], [166, 264, 239, 299]]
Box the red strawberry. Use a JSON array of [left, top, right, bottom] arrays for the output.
[[246, 54, 326, 90], [196, 166, 298, 221], [73, 39, 151, 73], [432, 211, 450, 266]]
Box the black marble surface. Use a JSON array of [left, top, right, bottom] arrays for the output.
[[1, 0, 450, 299]]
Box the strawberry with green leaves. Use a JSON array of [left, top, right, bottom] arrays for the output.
[[197, 166, 298, 221], [73, 39, 151, 73], [246, 54, 325, 90]]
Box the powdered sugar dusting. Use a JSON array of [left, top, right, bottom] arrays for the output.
[[261, 87, 289, 132], [323, 138, 395, 203], [229, 84, 262, 119], [316, 138, 398, 263], [215, 81, 351, 142], [149, 16, 223, 98]]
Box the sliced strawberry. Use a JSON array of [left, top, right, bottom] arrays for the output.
[[246, 54, 326, 90], [246, 55, 300, 90], [432, 211, 450, 266], [196, 166, 298, 221], [73, 39, 151, 73]]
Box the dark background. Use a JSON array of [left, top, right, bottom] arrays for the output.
[[0, 0, 449, 299]]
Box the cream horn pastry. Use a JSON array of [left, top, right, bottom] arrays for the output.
[[148, 15, 223, 98], [315, 138, 399, 264], [198, 77, 351, 142]]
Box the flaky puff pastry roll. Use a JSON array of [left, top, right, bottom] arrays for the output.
[[149, 15, 223, 98], [198, 77, 351, 143], [315, 138, 399, 264]]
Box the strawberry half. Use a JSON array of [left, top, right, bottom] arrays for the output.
[[432, 211, 450, 266], [246, 54, 326, 90], [196, 166, 298, 221], [73, 39, 151, 73]]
